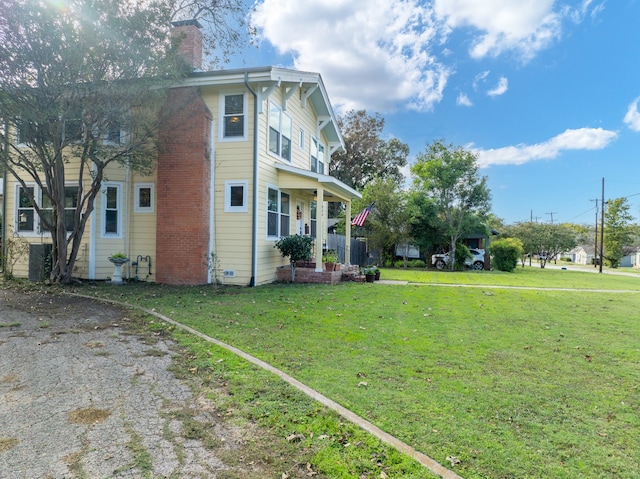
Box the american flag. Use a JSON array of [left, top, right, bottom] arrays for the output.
[[351, 202, 375, 227]]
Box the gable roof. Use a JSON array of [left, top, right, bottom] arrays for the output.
[[179, 66, 345, 151]]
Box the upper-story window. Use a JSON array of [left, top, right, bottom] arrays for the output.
[[311, 137, 325, 174], [268, 103, 292, 161], [220, 92, 246, 141], [16, 115, 122, 146]]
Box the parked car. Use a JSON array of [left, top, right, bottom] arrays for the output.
[[431, 248, 485, 270]]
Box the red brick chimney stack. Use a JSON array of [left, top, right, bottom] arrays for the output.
[[171, 19, 203, 71]]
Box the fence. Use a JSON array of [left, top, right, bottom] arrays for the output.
[[326, 234, 368, 267]]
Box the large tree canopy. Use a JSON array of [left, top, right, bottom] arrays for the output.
[[411, 140, 491, 269], [329, 110, 409, 190], [0, 0, 247, 283], [604, 197, 634, 268]]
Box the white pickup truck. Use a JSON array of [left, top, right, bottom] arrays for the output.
[[431, 248, 485, 270]]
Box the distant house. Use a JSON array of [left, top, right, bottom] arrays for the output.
[[570, 245, 596, 265], [619, 249, 640, 268], [2, 21, 360, 285]]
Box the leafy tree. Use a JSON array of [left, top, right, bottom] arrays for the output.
[[330, 110, 409, 190], [411, 140, 491, 270], [603, 197, 634, 268], [352, 178, 412, 266], [407, 192, 442, 256], [0, 0, 246, 283], [274, 235, 314, 282], [491, 237, 523, 272], [530, 223, 577, 268]]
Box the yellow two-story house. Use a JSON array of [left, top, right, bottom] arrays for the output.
[[1, 21, 360, 286]]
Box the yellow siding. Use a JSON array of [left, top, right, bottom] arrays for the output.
[[202, 86, 255, 285]]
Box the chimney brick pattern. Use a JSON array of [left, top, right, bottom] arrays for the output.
[[171, 20, 203, 71], [156, 87, 212, 285]]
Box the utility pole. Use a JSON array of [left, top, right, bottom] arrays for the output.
[[590, 199, 598, 268], [546, 211, 557, 224], [599, 177, 605, 273]]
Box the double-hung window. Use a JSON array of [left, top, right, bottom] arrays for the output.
[[101, 183, 122, 237], [17, 186, 36, 233], [268, 103, 292, 161], [221, 92, 246, 140], [311, 137, 325, 174], [16, 184, 78, 234], [310, 200, 317, 238], [40, 186, 78, 231], [267, 187, 290, 238]]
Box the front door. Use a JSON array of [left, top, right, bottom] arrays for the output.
[[296, 200, 305, 235]]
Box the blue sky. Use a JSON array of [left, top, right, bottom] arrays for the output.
[[225, 0, 640, 225]]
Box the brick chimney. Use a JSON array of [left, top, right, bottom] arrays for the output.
[[171, 19, 203, 71]]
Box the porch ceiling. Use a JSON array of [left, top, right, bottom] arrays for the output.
[[275, 163, 361, 202]]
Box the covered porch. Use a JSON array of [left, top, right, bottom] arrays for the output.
[[276, 163, 361, 272]]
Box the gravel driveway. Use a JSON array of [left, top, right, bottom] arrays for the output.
[[0, 288, 261, 479]]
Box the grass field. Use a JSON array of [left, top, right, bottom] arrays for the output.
[[79, 267, 640, 478]]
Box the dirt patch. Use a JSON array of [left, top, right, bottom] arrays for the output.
[[68, 407, 112, 425]]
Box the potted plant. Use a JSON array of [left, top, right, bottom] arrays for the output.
[[363, 265, 377, 283], [274, 235, 314, 282], [322, 251, 339, 272], [373, 265, 381, 280], [108, 253, 129, 284]]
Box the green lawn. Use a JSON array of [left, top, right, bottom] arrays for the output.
[[81, 268, 640, 479]]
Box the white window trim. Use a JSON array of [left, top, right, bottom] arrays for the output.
[[14, 183, 79, 237], [311, 136, 326, 174], [299, 127, 305, 150], [224, 180, 248, 213], [219, 90, 248, 142], [14, 183, 39, 237], [101, 182, 123, 238], [267, 101, 293, 162], [134, 182, 155, 213], [266, 184, 291, 240]]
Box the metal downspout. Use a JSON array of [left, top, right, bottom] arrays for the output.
[[244, 72, 259, 287], [208, 119, 215, 284], [1, 123, 7, 273]]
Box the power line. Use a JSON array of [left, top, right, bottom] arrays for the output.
[[546, 211, 557, 224]]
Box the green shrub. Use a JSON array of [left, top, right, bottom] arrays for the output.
[[394, 260, 405, 268], [454, 244, 471, 270], [274, 235, 314, 282], [491, 238, 524, 272], [408, 259, 426, 268]]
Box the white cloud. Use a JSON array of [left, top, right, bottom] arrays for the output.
[[433, 0, 598, 61], [474, 127, 618, 167], [251, 0, 450, 112], [457, 92, 473, 106], [487, 77, 508, 97], [623, 97, 640, 132], [250, 0, 599, 112]]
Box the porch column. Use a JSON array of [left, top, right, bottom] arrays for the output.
[[345, 201, 352, 265], [315, 187, 325, 272]]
